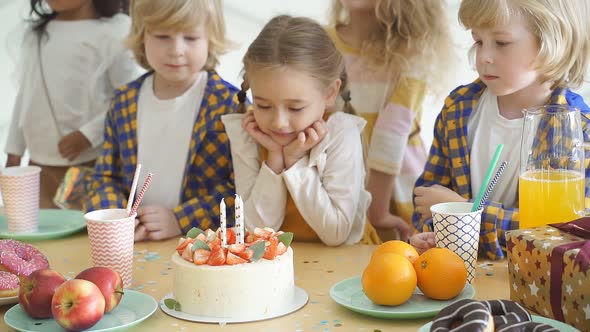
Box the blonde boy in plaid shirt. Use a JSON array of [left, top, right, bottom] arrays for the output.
[[86, 0, 240, 241], [410, 0, 590, 259]]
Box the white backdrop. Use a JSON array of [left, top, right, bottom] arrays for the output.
[[0, 0, 588, 167]]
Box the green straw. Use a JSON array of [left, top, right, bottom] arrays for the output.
[[471, 144, 504, 212]]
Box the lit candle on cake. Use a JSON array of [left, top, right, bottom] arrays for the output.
[[235, 194, 244, 244], [220, 198, 227, 247]]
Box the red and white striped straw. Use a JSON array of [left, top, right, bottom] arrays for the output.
[[129, 172, 153, 217]]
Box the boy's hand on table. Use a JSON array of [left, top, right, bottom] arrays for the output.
[[414, 184, 468, 219], [135, 205, 182, 241], [134, 217, 148, 242], [409, 232, 436, 254]]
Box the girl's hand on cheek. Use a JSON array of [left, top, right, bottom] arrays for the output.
[[242, 112, 282, 153], [283, 120, 327, 169], [242, 111, 285, 173]]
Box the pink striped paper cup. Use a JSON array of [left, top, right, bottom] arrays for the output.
[[0, 166, 41, 233], [84, 208, 136, 288]]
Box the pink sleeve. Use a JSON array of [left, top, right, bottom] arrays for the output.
[[367, 77, 426, 175]]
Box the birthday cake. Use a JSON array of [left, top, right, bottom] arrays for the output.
[[171, 197, 295, 319]]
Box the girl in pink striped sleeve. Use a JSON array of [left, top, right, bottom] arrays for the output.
[[327, 0, 455, 242]]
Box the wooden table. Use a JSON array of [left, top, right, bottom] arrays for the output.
[[0, 232, 510, 331]]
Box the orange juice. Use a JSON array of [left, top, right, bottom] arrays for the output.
[[519, 170, 584, 229]]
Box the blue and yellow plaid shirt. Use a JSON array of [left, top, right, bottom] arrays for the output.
[[412, 79, 590, 260], [85, 71, 240, 232]]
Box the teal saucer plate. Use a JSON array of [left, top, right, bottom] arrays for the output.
[[160, 286, 309, 323], [4, 290, 157, 332], [0, 209, 85, 240], [330, 276, 475, 319]]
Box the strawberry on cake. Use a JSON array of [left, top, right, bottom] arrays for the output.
[[171, 226, 295, 319]]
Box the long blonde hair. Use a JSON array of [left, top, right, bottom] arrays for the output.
[[459, 0, 590, 89], [329, 0, 454, 87], [237, 15, 354, 116]]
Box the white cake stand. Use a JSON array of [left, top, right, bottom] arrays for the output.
[[159, 287, 308, 324]]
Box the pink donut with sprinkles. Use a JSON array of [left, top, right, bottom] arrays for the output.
[[0, 240, 49, 278], [0, 271, 19, 298]]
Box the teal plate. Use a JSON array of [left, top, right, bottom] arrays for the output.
[[160, 287, 309, 323], [330, 276, 475, 319], [4, 290, 157, 332], [418, 315, 580, 331], [0, 209, 85, 240]]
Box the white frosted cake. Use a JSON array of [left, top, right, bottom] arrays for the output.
[[171, 227, 295, 318]]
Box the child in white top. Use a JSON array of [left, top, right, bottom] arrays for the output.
[[87, 0, 239, 242], [4, 0, 141, 208], [411, 0, 590, 259], [222, 15, 371, 246]]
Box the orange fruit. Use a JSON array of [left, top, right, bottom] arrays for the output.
[[371, 240, 419, 263], [361, 252, 417, 306], [413, 247, 467, 300]]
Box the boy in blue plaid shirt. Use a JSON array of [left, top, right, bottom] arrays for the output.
[[410, 0, 590, 259], [86, 0, 240, 241]]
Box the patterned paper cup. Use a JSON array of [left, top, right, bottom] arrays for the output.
[[85, 209, 136, 288], [431, 202, 482, 283], [0, 166, 41, 233]]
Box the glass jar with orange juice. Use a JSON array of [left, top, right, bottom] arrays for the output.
[[519, 105, 587, 229]]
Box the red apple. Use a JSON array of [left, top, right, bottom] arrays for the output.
[[51, 279, 105, 331], [75, 267, 124, 312], [19, 268, 66, 318]]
